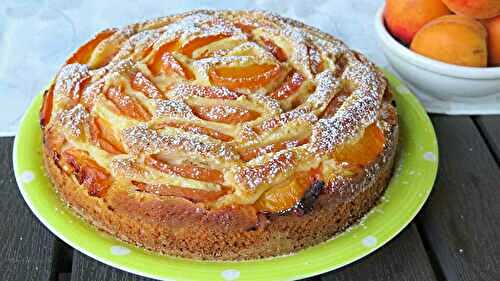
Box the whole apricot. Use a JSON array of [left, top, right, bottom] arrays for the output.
[[484, 16, 500, 66], [410, 15, 488, 67], [384, 0, 451, 44], [442, 0, 500, 19]]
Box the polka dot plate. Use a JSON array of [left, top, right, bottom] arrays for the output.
[[13, 71, 438, 281]]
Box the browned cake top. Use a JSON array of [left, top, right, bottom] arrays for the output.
[[40, 10, 394, 213]]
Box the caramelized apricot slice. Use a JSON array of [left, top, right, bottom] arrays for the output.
[[180, 34, 230, 57], [239, 138, 308, 161], [62, 149, 111, 197], [148, 40, 181, 75], [67, 29, 116, 64], [40, 85, 55, 127], [254, 171, 314, 213], [159, 52, 195, 80], [133, 181, 226, 202], [234, 22, 255, 34], [209, 63, 281, 90], [308, 44, 324, 74], [131, 72, 163, 99], [90, 117, 125, 154], [146, 157, 224, 185], [260, 37, 287, 62], [191, 105, 260, 124], [322, 89, 351, 117], [159, 122, 233, 141], [334, 123, 385, 166], [105, 86, 151, 121], [268, 71, 305, 100]]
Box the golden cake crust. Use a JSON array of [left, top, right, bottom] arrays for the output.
[[40, 10, 399, 260], [43, 122, 397, 260]]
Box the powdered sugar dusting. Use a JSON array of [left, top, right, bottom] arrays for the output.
[[122, 124, 238, 160], [307, 70, 340, 108], [45, 10, 390, 206], [54, 64, 90, 102], [154, 99, 194, 119], [58, 104, 89, 136], [170, 84, 241, 100], [311, 55, 383, 153], [236, 150, 295, 190]]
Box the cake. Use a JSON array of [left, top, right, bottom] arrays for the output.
[[40, 10, 398, 260]]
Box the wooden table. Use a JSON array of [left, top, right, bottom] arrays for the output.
[[1, 115, 499, 281]]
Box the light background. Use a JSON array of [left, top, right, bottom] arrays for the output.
[[1, 0, 498, 136]]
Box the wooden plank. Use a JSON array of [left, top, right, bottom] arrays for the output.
[[416, 116, 500, 281], [475, 115, 500, 162], [0, 137, 58, 281], [319, 224, 437, 281], [71, 251, 152, 281]]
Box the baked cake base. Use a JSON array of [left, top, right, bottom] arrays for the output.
[[43, 123, 397, 260]]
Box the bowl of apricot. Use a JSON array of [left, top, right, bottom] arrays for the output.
[[374, 0, 500, 99]]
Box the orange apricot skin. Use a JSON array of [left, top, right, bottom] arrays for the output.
[[384, 0, 451, 45], [410, 15, 488, 67], [484, 16, 500, 66], [442, 0, 500, 19], [66, 29, 116, 64]]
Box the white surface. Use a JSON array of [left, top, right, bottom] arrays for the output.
[[0, 0, 498, 136]]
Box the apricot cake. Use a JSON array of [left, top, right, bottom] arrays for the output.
[[40, 10, 398, 260]]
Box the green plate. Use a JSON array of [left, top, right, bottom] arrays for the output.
[[13, 71, 438, 281]]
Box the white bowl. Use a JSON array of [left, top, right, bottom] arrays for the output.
[[374, 5, 500, 100]]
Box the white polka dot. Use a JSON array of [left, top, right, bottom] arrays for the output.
[[221, 269, 240, 281], [396, 84, 410, 94], [110, 245, 131, 256], [362, 235, 377, 248], [21, 171, 34, 183], [423, 152, 437, 162]]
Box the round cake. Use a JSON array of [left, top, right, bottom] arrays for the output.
[[40, 10, 398, 260]]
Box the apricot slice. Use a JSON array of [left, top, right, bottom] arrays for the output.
[[191, 105, 260, 124], [130, 72, 163, 99], [40, 85, 55, 128], [62, 149, 111, 197], [268, 71, 305, 100], [67, 29, 116, 64], [384, 0, 451, 44], [105, 86, 151, 121], [254, 170, 316, 213], [484, 16, 500, 66], [234, 22, 255, 34], [322, 89, 351, 118], [146, 156, 224, 184], [158, 52, 195, 79], [90, 117, 126, 154], [239, 138, 308, 161], [180, 34, 230, 57], [307, 44, 324, 74], [158, 122, 233, 141], [209, 63, 281, 90], [260, 37, 288, 62], [410, 15, 488, 67], [133, 181, 226, 202], [148, 40, 181, 75], [333, 123, 385, 166]]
